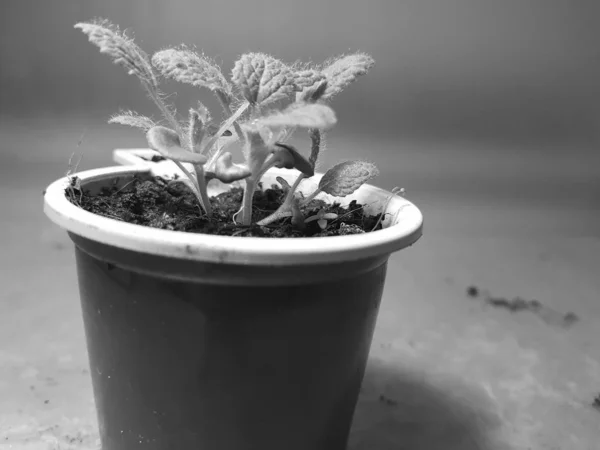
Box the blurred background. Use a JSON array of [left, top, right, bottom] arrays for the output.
[[1, 0, 599, 141], [1, 0, 599, 231], [2, 2, 600, 448]]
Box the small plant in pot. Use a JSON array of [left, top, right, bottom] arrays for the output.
[[43, 18, 423, 450]]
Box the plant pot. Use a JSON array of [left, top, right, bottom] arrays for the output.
[[43, 150, 423, 450]]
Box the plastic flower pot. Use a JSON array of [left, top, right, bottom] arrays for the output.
[[43, 149, 423, 450]]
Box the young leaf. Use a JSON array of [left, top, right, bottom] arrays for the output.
[[231, 53, 296, 106], [254, 103, 337, 130], [196, 101, 211, 123], [318, 160, 379, 197], [211, 152, 252, 183], [74, 19, 157, 88], [188, 109, 204, 151], [273, 143, 314, 177], [270, 147, 294, 169], [321, 53, 375, 100], [301, 79, 328, 103], [146, 126, 208, 164], [108, 111, 156, 131], [294, 69, 328, 102], [152, 47, 232, 98], [305, 209, 338, 229], [276, 176, 292, 192]]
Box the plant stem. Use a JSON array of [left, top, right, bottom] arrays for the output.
[[287, 174, 305, 199], [171, 160, 209, 215], [256, 209, 292, 226], [254, 154, 278, 182], [256, 174, 305, 227], [236, 130, 269, 225], [172, 160, 198, 188], [308, 128, 321, 169], [205, 141, 224, 171], [288, 129, 321, 207], [143, 82, 181, 135], [216, 90, 246, 145], [201, 101, 249, 155], [239, 178, 256, 225], [299, 187, 322, 206], [193, 164, 212, 217]]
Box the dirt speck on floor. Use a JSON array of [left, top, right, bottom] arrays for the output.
[[379, 394, 398, 407], [465, 285, 579, 328]]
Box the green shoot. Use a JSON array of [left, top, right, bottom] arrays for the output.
[[305, 209, 339, 230]]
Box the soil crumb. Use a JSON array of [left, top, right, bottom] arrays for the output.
[[66, 175, 383, 238]]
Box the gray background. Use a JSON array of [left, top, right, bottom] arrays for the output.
[[1, 0, 598, 142]]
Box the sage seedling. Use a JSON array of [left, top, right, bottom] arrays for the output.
[[305, 209, 339, 230], [76, 18, 380, 230]]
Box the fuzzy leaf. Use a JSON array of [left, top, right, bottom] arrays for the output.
[[318, 160, 379, 197], [211, 152, 252, 183], [152, 47, 232, 98], [294, 69, 328, 102], [188, 110, 204, 151], [270, 147, 295, 170], [300, 79, 328, 103], [254, 103, 337, 131], [108, 111, 156, 131], [273, 143, 314, 177], [196, 101, 211, 123], [75, 19, 157, 88], [146, 126, 207, 164], [294, 69, 325, 90], [231, 53, 296, 106], [321, 53, 375, 100]]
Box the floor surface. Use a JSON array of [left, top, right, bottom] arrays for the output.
[[1, 116, 599, 449]]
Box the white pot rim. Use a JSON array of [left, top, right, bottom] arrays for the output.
[[44, 155, 423, 266]]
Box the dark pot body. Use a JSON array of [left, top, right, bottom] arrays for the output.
[[71, 234, 388, 450]]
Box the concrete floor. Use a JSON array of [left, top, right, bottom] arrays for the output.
[[1, 117, 599, 449]]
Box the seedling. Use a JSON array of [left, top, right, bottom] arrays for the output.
[[75, 19, 381, 229], [304, 209, 339, 230], [65, 153, 83, 205]]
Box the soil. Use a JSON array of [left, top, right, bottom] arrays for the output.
[[65, 174, 384, 237]]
